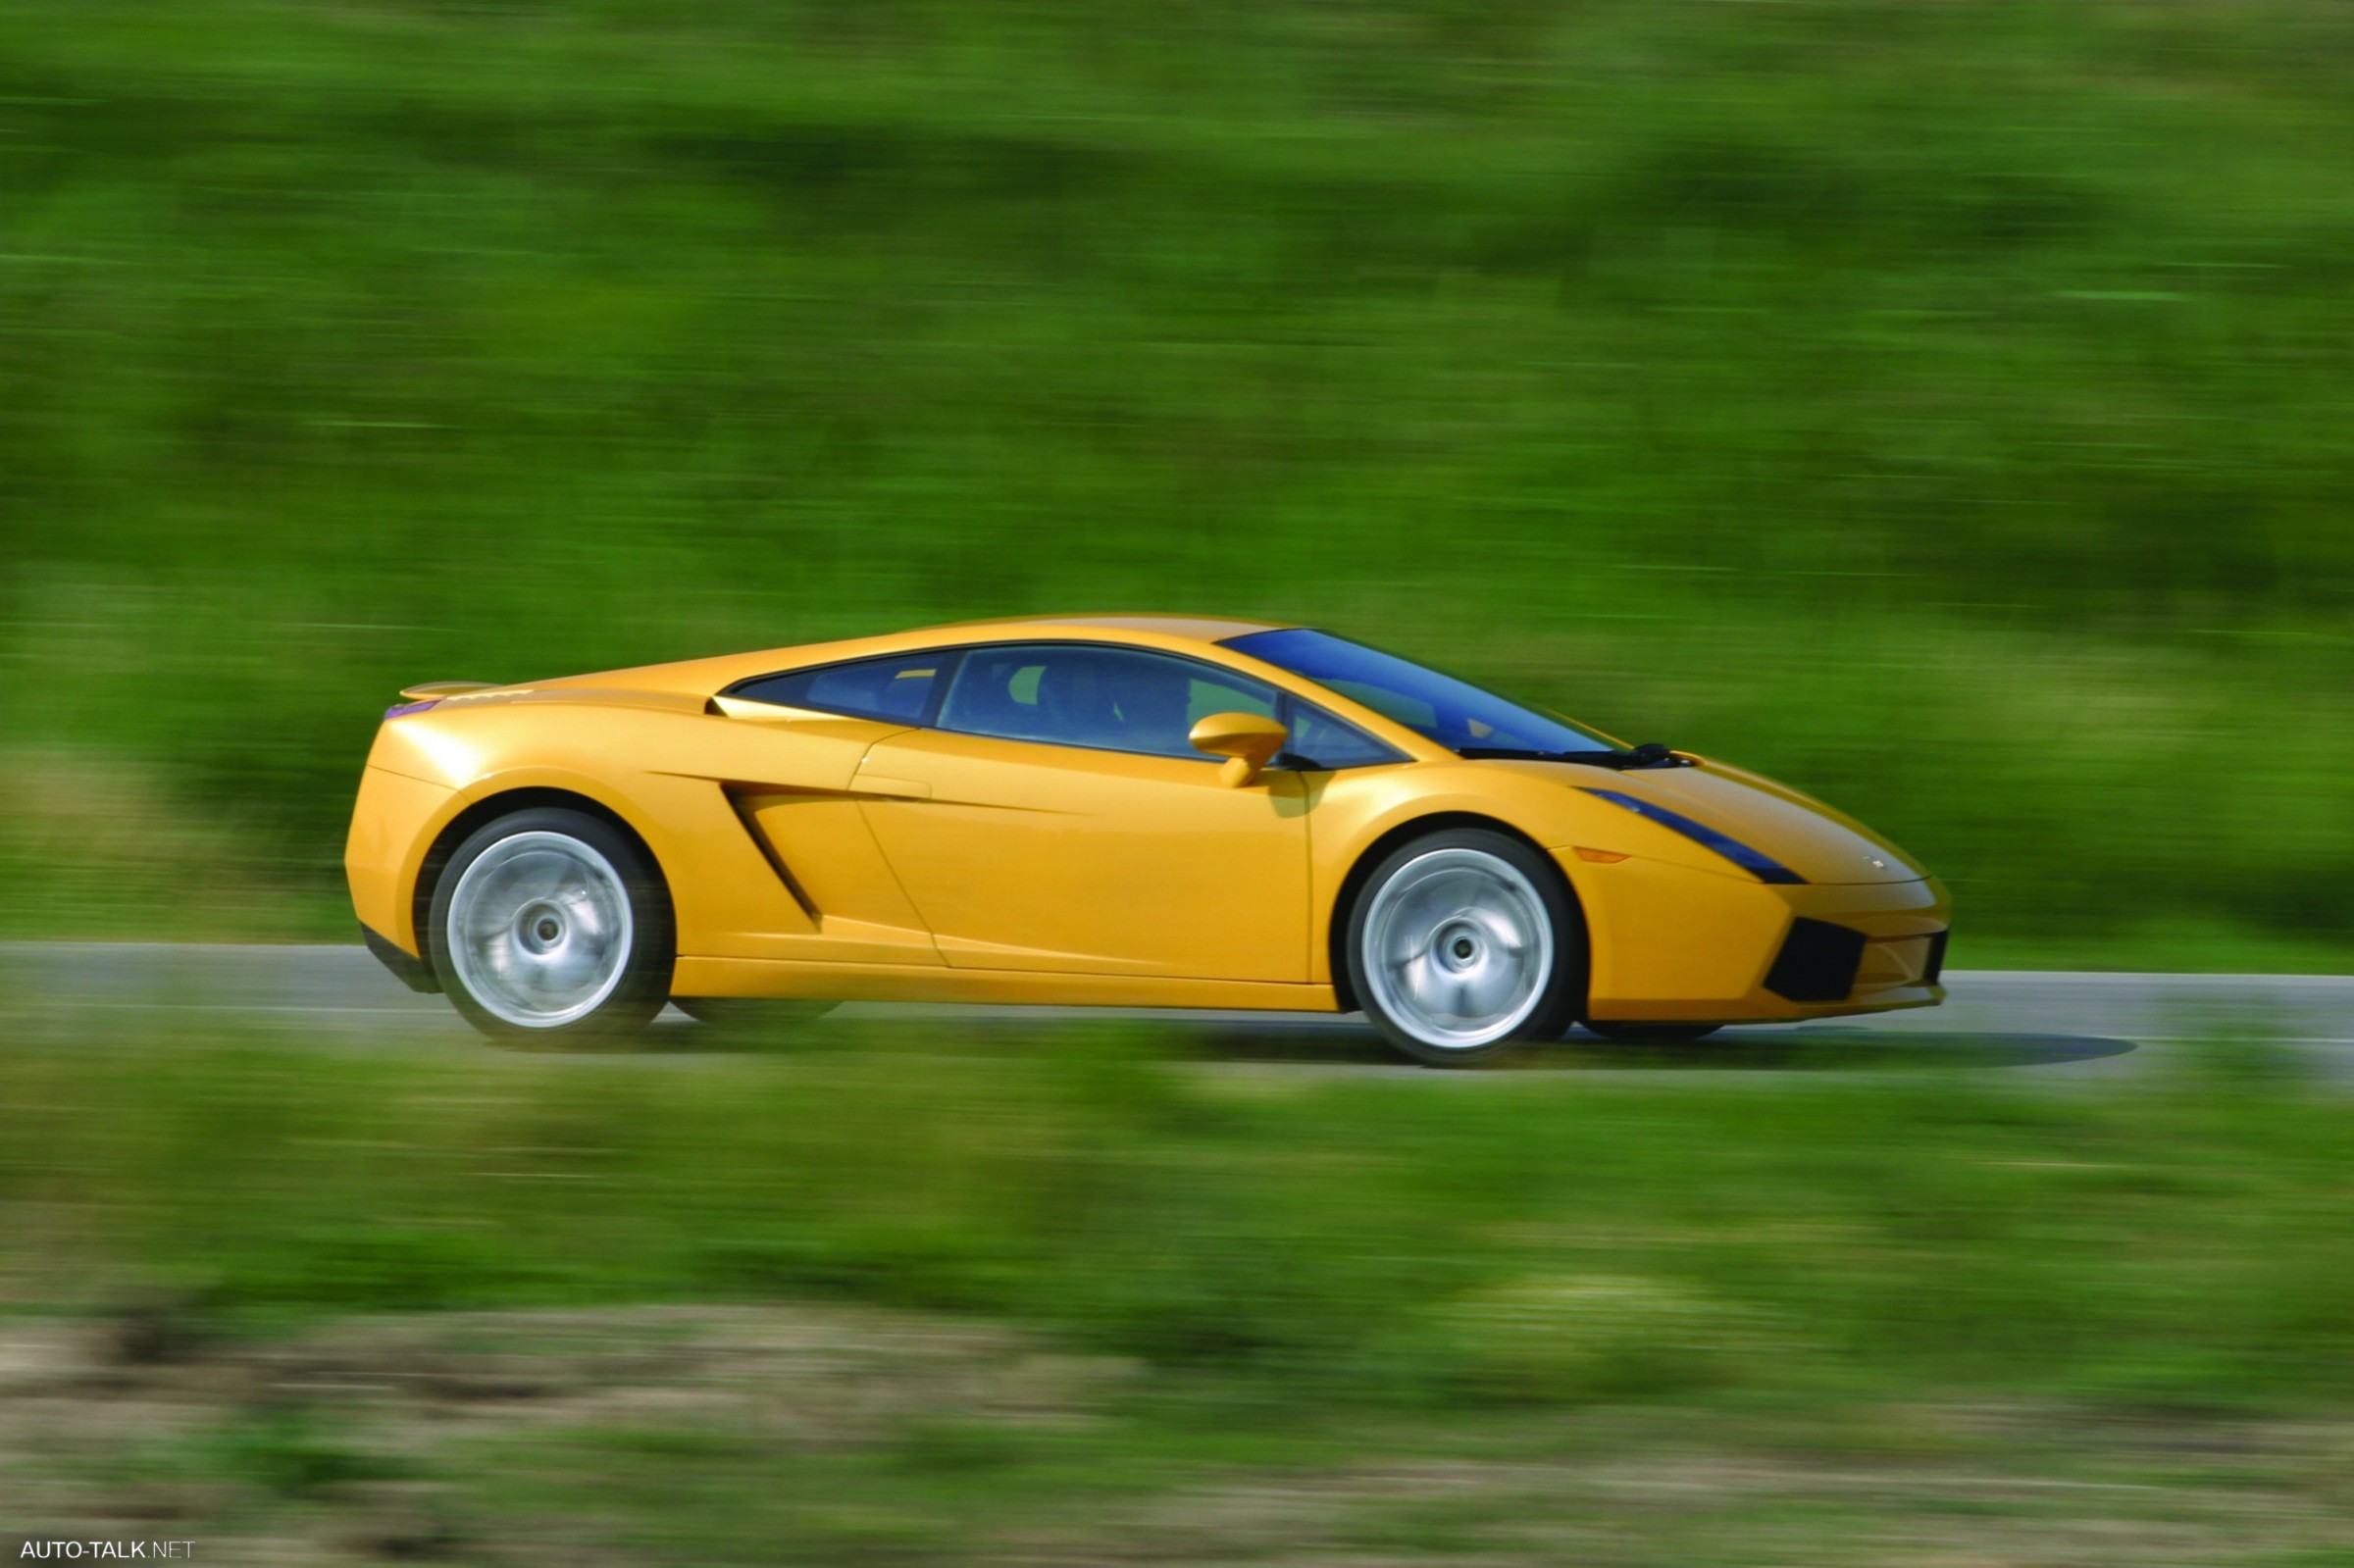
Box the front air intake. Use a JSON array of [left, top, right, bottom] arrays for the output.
[[1922, 930, 1950, 986], [1765, 918, 1868, 1003]]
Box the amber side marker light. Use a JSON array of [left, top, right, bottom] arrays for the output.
[[1572, 846, 1629, 864]]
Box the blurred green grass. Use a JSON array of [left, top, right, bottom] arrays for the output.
[[2, 1, 2350, 964], [8, 1022, 2354, 1557], [7, 1022, 2350, 1414]]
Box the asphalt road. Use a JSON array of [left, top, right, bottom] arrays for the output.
[[4, 942, 2350, 1079]]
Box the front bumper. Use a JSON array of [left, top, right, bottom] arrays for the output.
[[1560, 850, 1950, 1024]]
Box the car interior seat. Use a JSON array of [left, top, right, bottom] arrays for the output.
[[1102, 659, 1194, 754], [1035, 656, 1123, 748]]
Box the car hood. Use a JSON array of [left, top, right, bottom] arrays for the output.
[[1576, 760, 1927, 885]]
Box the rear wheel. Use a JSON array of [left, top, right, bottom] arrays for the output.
[[428, 807, 674, 1041], [1582, 1021, 1722, 1044], [1345, 829, 1583, 1067]]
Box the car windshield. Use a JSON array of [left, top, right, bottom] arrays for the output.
[[1222, 629, 1618, 757]]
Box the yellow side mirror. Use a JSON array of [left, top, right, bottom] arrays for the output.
[[1189, 711, 1290, 788]]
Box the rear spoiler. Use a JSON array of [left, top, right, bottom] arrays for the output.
[[399, 681, 502, 701]]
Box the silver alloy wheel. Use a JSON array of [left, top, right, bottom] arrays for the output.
[[444, 831, 636, 1029], [1359, 846, 1554, 1049]]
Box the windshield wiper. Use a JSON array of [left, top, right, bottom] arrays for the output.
[[1457, 741, 1691, 770]]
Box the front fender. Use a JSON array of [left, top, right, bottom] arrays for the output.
[[1302, 761, 1655, 983]]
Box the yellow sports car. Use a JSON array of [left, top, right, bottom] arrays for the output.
[[346, 615, 1948, 1064]]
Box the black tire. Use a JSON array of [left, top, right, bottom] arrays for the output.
[[671, 997, 838, 1031], [426, 807, 675, 1041], [1344, 828, 1585, 1068], [1582, 1021, 1722, 1044]]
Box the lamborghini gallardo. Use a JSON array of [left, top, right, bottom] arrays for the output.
[[347, 616, 1948, 1064]]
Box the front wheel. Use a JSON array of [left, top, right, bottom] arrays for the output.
[[428, 807, 675, 1041], [1346, 829, 1584, 1067]]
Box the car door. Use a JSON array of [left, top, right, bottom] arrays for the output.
[[852, 642, 1313, 980]]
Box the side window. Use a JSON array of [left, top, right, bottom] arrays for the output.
[[1283, 703, 1406, 771], [726, 652, 945, 724], [940, 644, 1280, 761]]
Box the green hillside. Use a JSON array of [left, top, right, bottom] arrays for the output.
[[3, 1, 2349, 965]]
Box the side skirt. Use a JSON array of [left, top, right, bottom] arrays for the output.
[[672, 956, 1340, 1012]]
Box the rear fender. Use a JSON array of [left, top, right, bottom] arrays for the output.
[[346, 765, 461, 954]]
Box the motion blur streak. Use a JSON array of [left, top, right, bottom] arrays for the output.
[[3, 2, 2351, 1561]]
